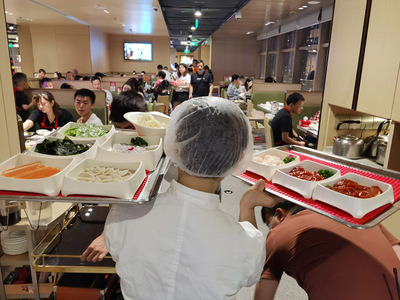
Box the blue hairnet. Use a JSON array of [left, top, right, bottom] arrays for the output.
[[164, 97, 253, 178]]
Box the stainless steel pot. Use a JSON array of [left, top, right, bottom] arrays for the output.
[[370, 134, 389, 157], [333, 120, 364, 159], [364, 119, 391, 157], [376, 142, 387, 165], [333, 135, 365, 159]]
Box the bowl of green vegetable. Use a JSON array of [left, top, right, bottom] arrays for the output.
[[272, 160, 341, 199], [27, 136, 98, 162], [57, 122, 115, 144], [248, 148, 299, 181], [97, 132, 163, 171]]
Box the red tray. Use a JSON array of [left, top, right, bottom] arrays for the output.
[[0, 171, 149, 201], [239, 151, 400, 225]]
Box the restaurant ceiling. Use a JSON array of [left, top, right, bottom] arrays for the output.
[[4, 0, 334, 51]]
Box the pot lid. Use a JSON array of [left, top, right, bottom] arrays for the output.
[[338, 134, 360, 141]]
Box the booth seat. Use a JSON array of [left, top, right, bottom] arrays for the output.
[[23, 88, 109, 125], [251, 91, 286, 109]]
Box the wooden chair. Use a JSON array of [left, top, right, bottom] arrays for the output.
[[264, 116, 274, 149], [156, 95, 170, 115]]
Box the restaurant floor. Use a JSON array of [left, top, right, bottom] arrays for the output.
[[219, 175, 308, 300]]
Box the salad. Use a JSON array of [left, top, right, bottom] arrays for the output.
[[64, 124, 109, 138]]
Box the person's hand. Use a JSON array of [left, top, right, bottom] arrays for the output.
[[240, 179, 275, 210], [77, 117, 84, 124], [80, 232, 108, 262], [189, 94, 193, 99], [299, 141, 306, 146]]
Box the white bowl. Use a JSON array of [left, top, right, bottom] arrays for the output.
[[272, 160, 341, 199], [27, 136, 98, 163], [312, 173, 394, 218], [36, 129, 51, 136], [96, 132, 163, 171], [0, 154, 76, 196], [123, 111, 170, 137], [57, 122, 115, 144], [247, 148, 300, 181], [61, 158, 146, 199]]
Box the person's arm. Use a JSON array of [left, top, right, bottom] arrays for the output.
[[292, 128, 299, 139], [239, 179, 275, 228], [209, 83, 213, 96], [254, 279, 279, 300], [23, 119, 34, 131], [282, 132, 305, 146], [189, 84, 194, 99], [80, 231, 108, 262], [22, 100, 35, 110]]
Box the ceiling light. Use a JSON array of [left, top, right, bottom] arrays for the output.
[[265, 21, 275, 26], [104, 9, 109, 14], [298, 7, 304, 10], [9, 26, 14, 30], [246, 31, 253, 35], [307, 1, 320, 4], [194, 7, 202, 17], [20, 17, 32, 21], [191, 25, 196, 30], [302, 5, 308, 8], [188, 34, 192, 38]]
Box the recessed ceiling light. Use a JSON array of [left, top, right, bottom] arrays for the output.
[[246, 31, 253, 35], [307, 1, 320, 4], [302, 5, 308, 8], [194, 7, 202, 17], [298, 7, 304, 10], [265, 21, 275, 26], [188, 34, 193, 38], [9, 26, 14, 30], [104, 9, 109, 14], [191, 25, 196, 30]]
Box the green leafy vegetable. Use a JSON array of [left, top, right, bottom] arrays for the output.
[[35, 137, 90, 156], [131, 137, 148, 147], [318, 169, 334, 179], [283, 155, 296, 164], [64, 124, 109, 138]]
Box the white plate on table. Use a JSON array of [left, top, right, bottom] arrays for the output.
[[56, 122, 115, 144]]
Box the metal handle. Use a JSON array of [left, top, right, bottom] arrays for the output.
[[377, 119, 391, 135], [336, 120, 361, 130]]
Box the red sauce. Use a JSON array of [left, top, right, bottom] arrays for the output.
[[328, 179, 382, 198], [288, 166, 325, 181]]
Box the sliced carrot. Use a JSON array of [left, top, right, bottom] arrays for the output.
[[2, 164, 43, 178], [13, 166, 46, 179], [2, 163, 61, 179], [21, 167, 60, 179], [1, 161, 41, 175]]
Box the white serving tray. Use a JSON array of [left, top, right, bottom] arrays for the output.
[[27, 136, 98, 162], [96, 132, 163, 171], [312, 173, 394, 219], [57, 122, 115, 144], [247, 148, 300, 181], [272, 160, 341, 199], [0, 154, 76, 197], [123, 111, 170, 138], [61, 158, 146, 199]]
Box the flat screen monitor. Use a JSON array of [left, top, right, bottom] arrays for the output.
[[180, 55, 194, 65], [124, 42, 152, 61]]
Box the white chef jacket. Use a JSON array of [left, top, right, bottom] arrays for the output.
[[85, 113, 103, 125], [104, 180, 266, 300]]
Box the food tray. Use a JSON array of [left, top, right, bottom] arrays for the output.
[[247, 148, 300, 181], [271, 160, 341, 199], [0, 154, 76, 197], [56, 122, 115, 144], [96, 132, 163, 171], [27, 136, 98, 162], [236, 146, 400, 228], [123, 111, 170, 137], [0, 155, 170, 205], [313, 173, 394, 219], [61, 159, 146, 199]]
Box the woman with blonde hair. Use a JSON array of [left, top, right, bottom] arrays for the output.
[[23, 91, 75, 131]]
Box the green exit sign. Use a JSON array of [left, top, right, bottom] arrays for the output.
[[184, 49, 190, 54], [190, 42, 198, 46]]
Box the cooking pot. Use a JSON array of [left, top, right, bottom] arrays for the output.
[[364, 119, 391, 157], [375, 142, 387, 165], [333, 120, 364, 159]]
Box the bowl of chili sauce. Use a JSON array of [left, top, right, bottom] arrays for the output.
[[312, 173, 394, 218]]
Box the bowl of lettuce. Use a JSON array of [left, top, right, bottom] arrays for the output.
[[57, 122, 115, 143]]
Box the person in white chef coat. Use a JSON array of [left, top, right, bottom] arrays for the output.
[[104, 97, 274, 300]]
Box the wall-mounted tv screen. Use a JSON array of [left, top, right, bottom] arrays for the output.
[[124, 42, 152, 61], [180, 55, 194, 65]]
